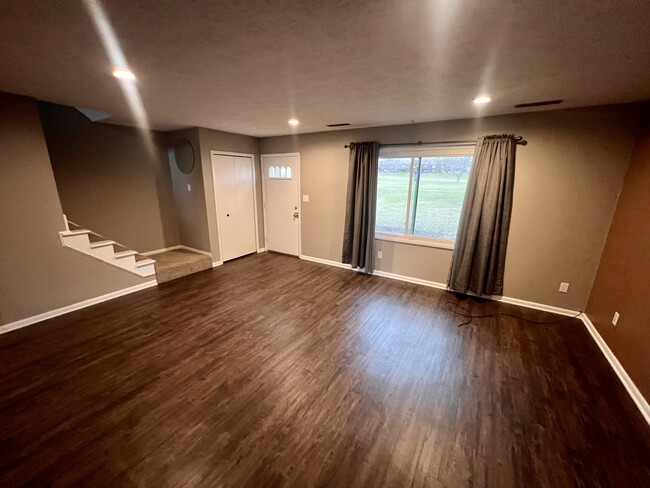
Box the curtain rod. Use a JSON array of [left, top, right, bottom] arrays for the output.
[[343, 136, 526, 149]]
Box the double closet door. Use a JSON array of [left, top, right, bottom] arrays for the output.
[[211, 153, 257, 262]]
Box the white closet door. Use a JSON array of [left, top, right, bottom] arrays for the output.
[[233, 156, 256, 257], [212, 154, 257, 261]]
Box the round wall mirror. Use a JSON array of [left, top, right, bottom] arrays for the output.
[[172, 137, 195, 174]]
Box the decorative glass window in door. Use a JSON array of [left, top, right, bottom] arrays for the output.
[[268, 165, 292, 179]]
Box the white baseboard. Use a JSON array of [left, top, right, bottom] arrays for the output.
[[495, 296, 578, 317], [257, 247, 267, 253], [301, 255, 579, 316], [299, 255, 351, 269], [212, 261, 223, 268], [375, 270, 579, 316], [141, 246, 181, 256], [373, 269, 448, 290], [142, 245, 212, 257], [580, 314, 650, 426], [299, 253, 649, 425], [0, 280, 158, 335], [179, 245, 212, 257]]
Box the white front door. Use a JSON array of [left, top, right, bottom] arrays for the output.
[[212, 154, 257, 261], [262, 153, 300, 256]]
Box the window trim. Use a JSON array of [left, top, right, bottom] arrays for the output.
[[375, 232, 455, 250], [376, 143, 475, 245], [379, 143, 475, 158]]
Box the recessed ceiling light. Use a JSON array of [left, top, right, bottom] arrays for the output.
[[112, 68, 136, 80], [288, 118, 300, 126], [473, 95, 492, 105]]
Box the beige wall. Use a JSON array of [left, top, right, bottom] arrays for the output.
[[586, 113, 650, 400], [197, 127, 264, 260], [166, 128, 211, 252], [166, 127, 264, 260], [0, 94, 149, 326], [39, 102, 180, 253], [260, 105, 641, 310]]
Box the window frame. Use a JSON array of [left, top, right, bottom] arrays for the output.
[[375, 143, 476, 250]]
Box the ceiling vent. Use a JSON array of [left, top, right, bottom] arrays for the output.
[[514, 100, 563, 109], [326, 123, 351, 127]]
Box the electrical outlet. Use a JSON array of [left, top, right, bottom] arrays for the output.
[[612, 312, 620, 326], [377, 251, 383, 259], [187, 183, 192, 192], [302, 195, 310, 202], [559, 282, 570, 293]]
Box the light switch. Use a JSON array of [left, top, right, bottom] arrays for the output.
[[377, 251, 383, 259], [302, 195, 310, 202], [187, 184, 192, 192]]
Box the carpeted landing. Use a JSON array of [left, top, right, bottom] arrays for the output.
[[152, 249, 212, 283]]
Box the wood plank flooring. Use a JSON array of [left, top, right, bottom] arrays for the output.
[[1, 252, 649, 487]]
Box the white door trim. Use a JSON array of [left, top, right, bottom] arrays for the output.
[[210, 151, 262, 260], [260, 152, 302, 256]]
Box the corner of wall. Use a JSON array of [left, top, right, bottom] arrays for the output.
[[167, 127, 212, 255], [0, 93, 150, 325]]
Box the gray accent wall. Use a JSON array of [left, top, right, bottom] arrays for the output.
[[197, 127, 264, 260], [166, 128, 211, 253], [1, 93, 641, 324], [39, 102, 180, 253], [166, 127, 264, 260], [0, 94, 150, 326], [260, 105, 641, 311]]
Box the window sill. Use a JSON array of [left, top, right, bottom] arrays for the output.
[[375, 233, 455, 251]]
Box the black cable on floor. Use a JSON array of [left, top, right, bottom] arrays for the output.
[[444, 301, 583, 327]]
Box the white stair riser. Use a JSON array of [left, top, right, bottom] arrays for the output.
[[114, 255, 136, 267], [137, 264, 156, 277], [62, 234, 90, 251], [91, 245, 116, 260], [59, 230, 155, 278]]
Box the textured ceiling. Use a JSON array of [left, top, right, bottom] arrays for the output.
[[1, 0, 649, 136]]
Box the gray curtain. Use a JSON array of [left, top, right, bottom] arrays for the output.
[[342, 141, 380, 273], [448, 135, 518, 296]]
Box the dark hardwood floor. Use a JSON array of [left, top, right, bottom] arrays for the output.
[[1, 253, 648, 487]]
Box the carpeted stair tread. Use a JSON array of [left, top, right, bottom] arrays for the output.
[[152, 249, 212, 283]]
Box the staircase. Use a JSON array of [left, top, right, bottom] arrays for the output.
[[59, 220, 156, 278]]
